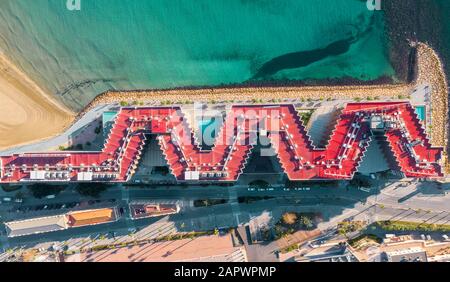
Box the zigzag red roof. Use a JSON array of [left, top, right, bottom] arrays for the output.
[[0, 102, 443, 183]]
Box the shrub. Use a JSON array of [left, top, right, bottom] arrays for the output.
[[28, 184, 65, 199], [75, 183, 109, 198]]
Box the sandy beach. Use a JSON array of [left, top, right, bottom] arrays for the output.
[[0, 53, 74, 150], [0, 42, 447, 161]]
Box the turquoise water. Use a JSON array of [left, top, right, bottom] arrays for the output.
[[415, 106, 426, 121], [102, 111, 118, 124], [102, 110, 117, 138], [436, 0, 450, 79], [199, 117, 218, 149], [0, 0, 394, 111]]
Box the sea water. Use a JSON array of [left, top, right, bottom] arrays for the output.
[[0, 0, 394, 111]]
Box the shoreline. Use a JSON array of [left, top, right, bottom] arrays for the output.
[[76, 43, 446, 146], [0, 42, 446, 157], [0, 1, 448, 156], [0, 52, 75, 150]]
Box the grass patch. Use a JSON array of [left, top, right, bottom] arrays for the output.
[[348, 234, 382, 249], [298, 110, 314, 125], [154, 230, 215, 242], [280, 243, 299, 254], [375, 221, 450, 232], [337, 221, 365, 236]]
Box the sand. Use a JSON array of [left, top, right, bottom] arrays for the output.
[[0, 42, 447, 157], [0, 53, 74, 150]]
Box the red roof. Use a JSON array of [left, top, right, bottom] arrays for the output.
[[151, 119, 167, 134], [0, 102, 443, 183]]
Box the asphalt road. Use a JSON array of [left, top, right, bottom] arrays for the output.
[[1, 180, 449, 257]]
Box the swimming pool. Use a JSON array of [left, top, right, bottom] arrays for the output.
[[199, 117, 218, 149], [415, 106, 426, 122]]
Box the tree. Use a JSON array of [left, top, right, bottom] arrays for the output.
[[300, 216, 313, 229], [27, 184, 65, 199], [75, 183, 108, 198], [15, 191, 24, 200], [94, 126, 102, 135], [249, 180, 269, 189]]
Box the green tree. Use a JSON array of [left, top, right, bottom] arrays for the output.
[[28, 184, 65, 199], [300, 216, 313, 228], [15, 191, 24, 200], [75, 183, 108, 198]]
